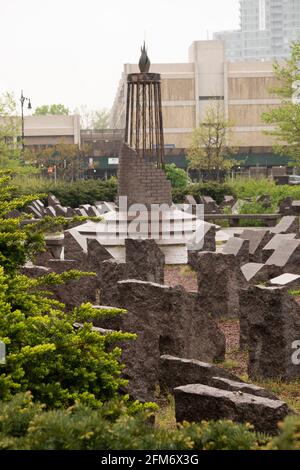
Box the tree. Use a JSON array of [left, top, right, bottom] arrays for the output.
[[187, 101, 236, 181], [30, 141, 91, 181], [34, 104, 70, 116], [0, 93, 21, 168], [91, 108, 110, 129], [74, 105, 110, 129], [262, 40, 300, 166]]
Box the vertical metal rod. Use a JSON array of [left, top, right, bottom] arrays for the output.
[[157, 82, 165, 169], [148, 83, 153, 155], [142, 82, 146, 158], [154, 82, 160, 167], [136, 82, 140, 154], [130, 83, 134, 147], [125, 82, 131, 144]]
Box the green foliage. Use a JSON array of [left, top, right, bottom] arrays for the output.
[[172, 181, 236, 205], [165, 164, 190, 189], [34, 104, 70, 116], [187, 101, 237, 180], [262, 40, 300, 165], [0, 265, 133, 407], [0, 393, 268, 450], [12, 176, 118, 207], [229, 177, 300, 213], [0, 172, 134, 408], [267, 415, 300, 450]]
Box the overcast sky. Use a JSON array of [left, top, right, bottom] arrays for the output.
[[0, 0, 239, 113]]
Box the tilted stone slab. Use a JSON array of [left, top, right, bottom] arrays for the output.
[[211, 377, 278, 400], [159, 355, 242, 395], [241, 262, 280, 284], [240, 285, 300, 380], [48, 194, 61, 207], [174, 384, 290, 435], [269, 273, 300, 289], [262, 233, 296, 262], [271, 216, 299, 235], [265, 239, 300, 274], [222, 237, 249, 265], [240, 229, 272, 262]]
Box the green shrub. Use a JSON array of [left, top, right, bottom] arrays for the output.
[[172, 182, 236, 204], [0, 172, 134, 408], [12, 176, 118, 207], [0, 393, 267, 450], [267, 415, 300, 450], [165, 164, 190, 189]]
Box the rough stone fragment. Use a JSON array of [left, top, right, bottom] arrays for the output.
[[240, 229, 272, 263], [240, 285, 300, 380], [222, 237, 249, 265], [194, 252, 245, 317], [174, 384, 290, 435], [265, 239, 300, 274], [159, 355, 242, 395], [48, 194, 61, 207], [271, 216, 299, 235], [97, 280, 225, 402], [210, 377, 278, 400], [125, 238, 165, 284]]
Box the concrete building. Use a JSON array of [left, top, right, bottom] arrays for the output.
[[214, 0, 300, 62], [24, 114, 81, 148], [110, 40, 285, 167]]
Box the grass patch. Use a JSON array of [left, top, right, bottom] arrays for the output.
[[155, 395, 177, 430]]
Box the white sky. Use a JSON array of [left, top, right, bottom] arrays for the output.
[[0, 0, 240, 113]]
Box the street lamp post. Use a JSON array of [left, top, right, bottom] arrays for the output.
[[20, 90, 32, 151]]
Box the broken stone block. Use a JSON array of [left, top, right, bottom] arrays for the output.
[[222, 237, 249, 265], [256, 194, 272, 209], [125, 238, 165, 284], [97, 280, 225, 402], [271, 216, 299, 235], [187, 224, 216, 268], [64, 230, 87, 262], [174, 384, 290, 435], [45, 206, 57, 217], [240, 285, 300, 380], [241, 262, 280, 284], [194, 252, 245, 317], [240, 229, 272, 263], [210, 377, 278, 400], [48, 194, 61, 207], [265, 239, 300, 274], [85, 239, 112, 276], [221, 195, 236, 209], [159, 355, 241, 395], [26, 205, 42, 219], [262, 233, 297, 262], [99, 259, 127, 305], [200, 196, 220, 214], [53, 205, 67, 217]]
